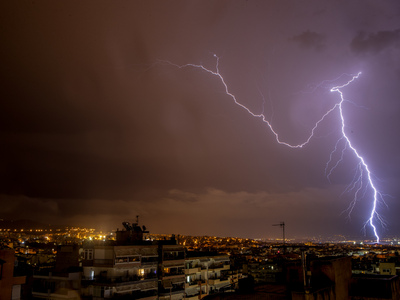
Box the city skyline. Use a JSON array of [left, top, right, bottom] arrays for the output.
[[1, 1, 400, 240]]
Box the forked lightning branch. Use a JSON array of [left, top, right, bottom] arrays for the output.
[[159, 55, 384, 243]]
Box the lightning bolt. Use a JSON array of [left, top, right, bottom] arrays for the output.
[[330, 77, 384, 243], [159, 55, 384, 243]]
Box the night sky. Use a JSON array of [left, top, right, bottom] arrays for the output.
[[1, 1, 400, 240]]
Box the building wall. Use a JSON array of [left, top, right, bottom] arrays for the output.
[[379, 262, 396, 276], [55, 245, 80, 272], [292, 286, 335, 300], [0, 249, 25, 300], [0, 249, 16, 300], [311, 256, 352, 299], [159, 245, 185, 299], [82, 244, 160, 299], [185, 255, 231, 298], [350, 275, 400, 300]]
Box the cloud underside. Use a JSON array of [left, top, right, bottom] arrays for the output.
[[0, 186, 353, 238], [290, 30, 326, 51], [351, 29, 400, 54]]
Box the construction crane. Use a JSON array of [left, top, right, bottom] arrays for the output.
[[272, 222, 285, 246]]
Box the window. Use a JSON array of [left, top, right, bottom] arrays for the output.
[[85, 249, 93, 260]]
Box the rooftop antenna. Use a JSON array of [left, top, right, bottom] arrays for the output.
[[272, 222, 285, 247]]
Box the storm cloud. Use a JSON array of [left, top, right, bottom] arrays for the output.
[[350, 29, 400, 54], [1, 1, 399, 240], [290, 30, 326, 51]]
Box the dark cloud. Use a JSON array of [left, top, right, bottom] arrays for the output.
[[290, 30, 326, 51], [0, 186, 364, 239], [0, 1, 399, 240], [350, 29, 400, 54]]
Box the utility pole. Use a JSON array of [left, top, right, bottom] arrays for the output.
[[272, 222, 285, 247]]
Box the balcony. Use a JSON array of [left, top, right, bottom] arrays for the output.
[[32, 290, 80, 299], [141, 256, 158, 266], [208, 274, 230, 286], [143, 272, 158, 280], [185, 279, 205, 288], [113, 279, 158, 296], [208, 278, 220, 285], [185, 292, 202, 300], [162, 270, 185, 278], [163, 252, 185, 261], [185, 267, 201, 275], [158, 286, 185, 296], [209, 263, 230, 271], [94, 273, 157, 284], [141, 261, 158, 267], [93, 259, 114, 267], [129, 289, 158, 300]]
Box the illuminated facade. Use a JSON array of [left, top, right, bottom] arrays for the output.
[[184, 254, 231, 299], [82, 244, 159, 299], [158, 244, 185, 300], [81, 220, 185, 300]]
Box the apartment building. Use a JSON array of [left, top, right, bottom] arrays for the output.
[[185, 252, 231, 299], [82, 244, 159, 299], [81, 220, 185, 300], [158, 244, 185, 300], [23, 219, 237, 300]]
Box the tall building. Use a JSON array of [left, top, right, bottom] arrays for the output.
[[158, 244, 185, 300], [81, 220, 185, 300], [82, 243, 159, 299], [185, 252, 232, 299]]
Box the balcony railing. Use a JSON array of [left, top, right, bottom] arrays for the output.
[[141, 261, 158, 266], [186, 279, 205, 286], [163, 269, 185, 277], [94, 273, 157, 284], [185, 267, 201, 275], [208, 278, 220, 285], [159, 286, 185, 295], [141, 257, 159, 265], [209, 263, 230, 270], [208, 274, 229, 281], [185, 292, 201, 299], [129, 289, 158, 299], [93, 259, 114, 266], [163, 253, 185, 261]]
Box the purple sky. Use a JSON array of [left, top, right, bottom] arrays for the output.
[[1, 1, 400, 240]]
